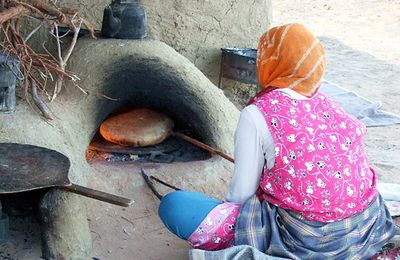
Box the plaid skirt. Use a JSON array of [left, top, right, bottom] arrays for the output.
[[234, 194, 398, 260]]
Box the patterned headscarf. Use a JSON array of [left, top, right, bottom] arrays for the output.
[[256, 23, 326, 97]]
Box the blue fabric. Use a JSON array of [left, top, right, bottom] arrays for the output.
[[158, 190, 221, 240]]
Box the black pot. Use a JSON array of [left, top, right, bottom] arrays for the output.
[[101, 0, 147, 39]]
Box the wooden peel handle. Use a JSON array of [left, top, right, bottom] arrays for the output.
[[172, 132, 234, 163], [62, 184, 134, 207]]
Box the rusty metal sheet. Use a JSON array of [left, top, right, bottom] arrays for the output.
[[0, 143, 71, 194]]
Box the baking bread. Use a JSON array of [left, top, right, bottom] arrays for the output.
[[100, 108, 174, 147]]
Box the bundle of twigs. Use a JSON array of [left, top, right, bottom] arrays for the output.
[[0, 0, 95, 119]]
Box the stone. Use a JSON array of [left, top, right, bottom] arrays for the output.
[[99, 108, 174, 147]]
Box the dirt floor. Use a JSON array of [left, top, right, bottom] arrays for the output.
[[86, 159, 232, 260], [1, 1, 399, 259]]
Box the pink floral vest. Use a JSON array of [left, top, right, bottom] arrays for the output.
[[253, 90, 377, 222]]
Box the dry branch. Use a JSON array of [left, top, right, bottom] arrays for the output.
[[59, 7, 78, 15], [0, 5, 29, 23], [0, 0, 96, 119], [20, 0, 68, 24], [51, 19, 82, 101], [30, 78, 53, 120]]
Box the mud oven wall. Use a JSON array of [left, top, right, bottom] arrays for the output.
[[0, 38, 239, 259], [52, 0, 272, 84], [27, 0, 272, 107]]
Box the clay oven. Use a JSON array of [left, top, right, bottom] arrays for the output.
[[0, 38, 239, 258]]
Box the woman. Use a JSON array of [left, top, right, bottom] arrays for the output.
[[158, 23, 397, 259]]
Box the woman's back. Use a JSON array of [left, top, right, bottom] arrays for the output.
[[253, 89, 377, 222]]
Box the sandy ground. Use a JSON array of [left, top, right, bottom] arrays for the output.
[[86, 159, 232, 260], [1, 1, 399, 259]]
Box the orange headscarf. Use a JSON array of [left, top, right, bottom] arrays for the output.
[[256, 23, 326, 98]]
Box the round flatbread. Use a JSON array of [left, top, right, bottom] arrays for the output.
[[100, 108, 174, 147]]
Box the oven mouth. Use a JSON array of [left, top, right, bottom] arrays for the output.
[[86, 130, 212, 163], [0, 190, 44, 256], [86, 105, 212, 164]]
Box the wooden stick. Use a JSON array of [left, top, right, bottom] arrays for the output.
[[20, 0, 69, 25], [62, 184, 134, 207], [59, 7, 78, 15], [172, 132, 235, 163], [30, 78, 54, 120], [0, 5, 30, 23], [9, 0, 46, 19], [79, 17, 96, 39]]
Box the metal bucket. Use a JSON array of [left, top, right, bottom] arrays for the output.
[[218, 48, 258, 87], [0, 54, 20, 114]]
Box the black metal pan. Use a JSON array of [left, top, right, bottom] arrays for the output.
[[0, 143, 134, 207]]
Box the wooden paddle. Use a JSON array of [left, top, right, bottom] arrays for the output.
[[0, 143, 134, 207], [172, 132, 234, 163]]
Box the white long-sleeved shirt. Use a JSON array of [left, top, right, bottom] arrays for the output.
[[225, 89, 310, 204]]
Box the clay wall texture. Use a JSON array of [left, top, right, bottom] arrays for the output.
[[59, 0, 272, 85]]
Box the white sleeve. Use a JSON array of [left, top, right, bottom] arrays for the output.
[[225, 106, 266, 204]]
